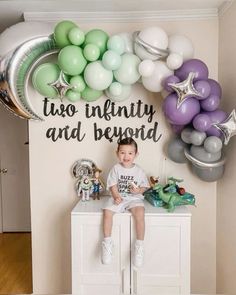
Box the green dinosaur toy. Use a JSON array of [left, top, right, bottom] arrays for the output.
[[153, 183, 195, 212]]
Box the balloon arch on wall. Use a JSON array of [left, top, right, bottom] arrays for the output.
[[0, 20, 235, 182]]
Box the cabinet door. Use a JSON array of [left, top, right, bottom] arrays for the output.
[[131, 216, 190, 295], [72, 213, 130, 295]]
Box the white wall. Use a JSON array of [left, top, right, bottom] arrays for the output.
[[27, 19, 219, 294], [217, 3, 236, 294]]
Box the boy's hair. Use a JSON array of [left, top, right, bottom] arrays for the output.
[[117, 137, 138, 153]]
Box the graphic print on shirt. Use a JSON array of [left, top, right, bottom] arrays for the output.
[[118, 175, 137, 194]]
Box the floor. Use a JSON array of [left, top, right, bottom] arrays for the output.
[[0, 233, 32, 294]]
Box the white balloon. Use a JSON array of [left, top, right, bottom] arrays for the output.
[[142, 61, 173, 92], [138, 59, 155, 77], [166, 53, 183, 70], [134, 26, 168, 60], [0, 21, 54, 57], [117, 32, 134, 54], [168, 34, 194, 61]]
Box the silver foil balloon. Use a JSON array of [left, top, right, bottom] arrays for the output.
[[0, 35, 59, 120], [213, 109, 236, 145], [184, 148, 226, 168], [168, 72, 202, 108], [133, 31, 169, 60]]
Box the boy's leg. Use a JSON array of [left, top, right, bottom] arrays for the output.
[[102, 209, 114, 265], [103, 209, 114, 237], [130, 206, 145, 240], [130, 206, 145, 267]]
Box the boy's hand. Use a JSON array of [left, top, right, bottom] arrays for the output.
[[129, 182, 141, 194], [113, 195, 123, 205]]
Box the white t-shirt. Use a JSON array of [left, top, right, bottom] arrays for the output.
[[107, 163, 150, 199]]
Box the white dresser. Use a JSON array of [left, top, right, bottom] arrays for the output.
[[71, 196, 191, 295]]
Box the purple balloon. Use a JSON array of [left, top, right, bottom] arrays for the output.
[[200, 94, 220, 111], [163, 93, 200, 125], [207, 78, 222, 98], [163, 75, 180, 92], [193, 113, 211, 132], [175, 59, 209, 82], [194, 80, 211, 99], [204, 110, 228, 137]]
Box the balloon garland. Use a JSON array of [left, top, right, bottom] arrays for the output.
[[0, 20, 235, 182]]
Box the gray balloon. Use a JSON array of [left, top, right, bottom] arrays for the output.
[[192, 164, 225, 182], [167, 137, 188, 163], [190, 130, 206, 146], [204, 136, 223, 154], [181, 127, 194, 144], [190, 145, 221, 163]]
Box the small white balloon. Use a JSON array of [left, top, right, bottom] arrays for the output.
[[166, 53, 183, 70], [138, 59, 155, 77], [142, 61, 173, 92], [168, 34, 194, 61]]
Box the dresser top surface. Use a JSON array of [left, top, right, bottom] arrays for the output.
[[71, 195, 191, 217]]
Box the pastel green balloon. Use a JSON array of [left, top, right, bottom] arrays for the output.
[[102, 50, 121, 70], [69, 75, 86, 93], [58, 45, 87, 76], [81, 86, 103, 102], [107, 35, 125, 55], [54, 20, 77, 48], [84, 61, 113, 91], [68, 27, 85, 46], [105, 84, 132, 101], [66, 90, 81, 102], [114, 53, 141, 85], [109, 82, 122, 96], [83, 44, 100, 61], [32, 63, 60, 98], [84, 29, 109, 57]]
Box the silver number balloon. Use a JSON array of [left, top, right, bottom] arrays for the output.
[[0, 35, 59, 120]]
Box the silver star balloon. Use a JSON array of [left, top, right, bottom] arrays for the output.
[[213, 109, 236, 145], [48, 71, 73, 99], [168, 72, 202, 109]]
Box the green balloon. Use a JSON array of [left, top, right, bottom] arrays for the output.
[[68, 27, 85, 46], [58, 45, 87, 76], [83, 44, 100, 61], [70, 75, 86, 93], [66, 90, 81, 102], [84, 29, 109, 57], [81, 86, 103, 102], [54, 20, 77, 48], [32, 63, 60, 98]]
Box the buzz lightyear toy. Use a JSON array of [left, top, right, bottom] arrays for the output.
[[77, 176, 93, 201]]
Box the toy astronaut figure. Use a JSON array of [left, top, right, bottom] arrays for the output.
[[77, 176, 93, 201]]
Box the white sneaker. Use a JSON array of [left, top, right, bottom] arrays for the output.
[[101, 239, 113, 265], [133, 242, 144, 268]]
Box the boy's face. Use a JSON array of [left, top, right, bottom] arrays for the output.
[[117, 144, 137, 168]]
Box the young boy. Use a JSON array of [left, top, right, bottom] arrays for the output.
[[102, 137, 149, 267]]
